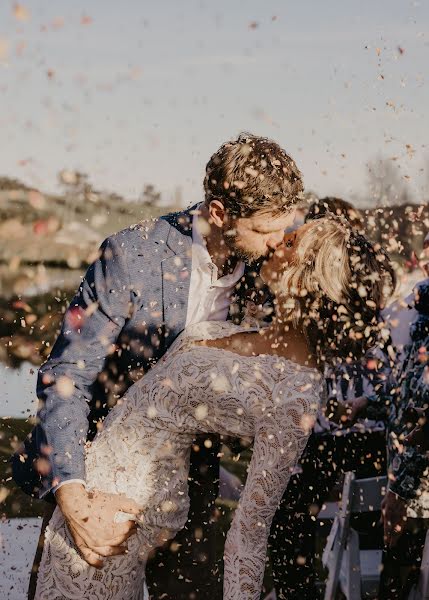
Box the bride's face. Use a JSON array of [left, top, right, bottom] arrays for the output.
[[260, 222, 312, 286]]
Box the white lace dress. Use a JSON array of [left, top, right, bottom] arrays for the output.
[[35, 321, 323, 600]]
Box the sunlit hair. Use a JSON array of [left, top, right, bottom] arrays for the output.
[[305, 196, 364, 233], [204, 132, 303, 217], [273, 217, 396, 366]]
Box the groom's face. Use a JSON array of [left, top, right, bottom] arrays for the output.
[[223, 209, 297, 263]]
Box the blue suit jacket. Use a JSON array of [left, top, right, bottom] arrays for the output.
[[13, 205, 263, 498], [13, 208, 210, 497]]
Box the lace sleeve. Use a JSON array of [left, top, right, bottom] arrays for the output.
[[223, 395, 315, 599]]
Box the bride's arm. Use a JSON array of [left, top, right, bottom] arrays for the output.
[[195, 330, 263, 357], [223, 401, 314, 600]]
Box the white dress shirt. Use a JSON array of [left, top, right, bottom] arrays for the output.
[[185, 211, 245, 327]]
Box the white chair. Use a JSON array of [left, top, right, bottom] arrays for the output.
[[322, 472, 388, 599], [408, 529, 429, 600]]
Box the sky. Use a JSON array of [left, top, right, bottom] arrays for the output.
[[0, 0, 428, 207]]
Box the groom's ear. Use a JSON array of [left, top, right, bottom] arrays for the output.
[[208, 200, 227, 228]]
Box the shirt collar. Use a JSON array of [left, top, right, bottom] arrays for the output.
[[192, 209, 213, 269], [191, 208, 245, 283]]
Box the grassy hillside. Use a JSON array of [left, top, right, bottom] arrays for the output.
[[0, 187, 175, 268]]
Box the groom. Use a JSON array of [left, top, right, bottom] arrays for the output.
[[13, 132, 303, 599]]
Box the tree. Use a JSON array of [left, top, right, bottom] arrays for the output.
[[139, 184, 161, 207], [366, 156, 411, 206], [0, 176, 32, 191], [58, 170, 94, 203]]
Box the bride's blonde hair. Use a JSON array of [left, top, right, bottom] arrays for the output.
[[273, 217, 396, 365]]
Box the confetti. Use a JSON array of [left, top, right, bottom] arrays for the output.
[[80, 14, 93, 25], [13, 3, 30, 21], [0, 38, 9, 61], [55, 375, 74, 398]]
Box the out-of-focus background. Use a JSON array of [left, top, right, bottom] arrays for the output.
[[0, 1, 428, 597]]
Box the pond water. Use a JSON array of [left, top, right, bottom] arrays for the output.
[[0, 362, 38, 418], [0, 518, 41, 599]]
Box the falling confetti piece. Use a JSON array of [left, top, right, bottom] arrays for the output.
[[15, 40, 26, 56], [300, 413, 316, 433], [0, 38, 9, 61], [406, 144, 415, 158], [35, 457, 51, 476], [81, 14, 93, 25], [56, 375, 74, 398], [147, 405, 157, 418], [51, 17, 65, 30], [67, 305, 86, 330], [12, 299, 32, 312], [13, 3, 30, 21], [129, 66, 143, 80], [195, 404, 208, 420], [59, 169, 78, 185], [0, 487, 10, 503], [28, 190, 46, 210], [366, 359, 378, 371], [248, 21, 259, 29]]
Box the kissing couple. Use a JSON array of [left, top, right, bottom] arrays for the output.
[[14, 133, 395, 599]]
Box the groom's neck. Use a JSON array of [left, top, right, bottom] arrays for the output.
[[199, 204, 238, 275]]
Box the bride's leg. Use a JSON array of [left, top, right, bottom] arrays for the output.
[[34, 506, 148, 600], [33, 402, 187, 599], [33, 420, 165, 600]]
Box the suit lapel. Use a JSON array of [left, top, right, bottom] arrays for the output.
[[160, 208, 194, 344], [228, 263, 273, 324]]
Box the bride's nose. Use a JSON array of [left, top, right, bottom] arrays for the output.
[[266, 232, 285, 251]]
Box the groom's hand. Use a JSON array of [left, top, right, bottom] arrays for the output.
[[55, 483, 141, 568]]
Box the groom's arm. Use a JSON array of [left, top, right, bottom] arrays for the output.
[[36, 233, 133, 496]]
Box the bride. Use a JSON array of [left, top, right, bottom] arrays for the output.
[[34, 216, 394, 600]]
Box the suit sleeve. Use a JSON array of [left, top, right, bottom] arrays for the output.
[[36, 234, 133, 496]]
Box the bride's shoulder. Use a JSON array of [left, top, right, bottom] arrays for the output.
[[182, 320, 247, 342], [163, 322, 236, 357]]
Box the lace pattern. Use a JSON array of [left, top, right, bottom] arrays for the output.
[[35, 321, 323, 600]]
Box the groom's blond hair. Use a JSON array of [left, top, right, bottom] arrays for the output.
[[204, 132, 303, 217]]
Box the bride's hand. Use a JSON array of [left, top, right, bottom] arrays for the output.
[[55, 483, 142, 568]]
